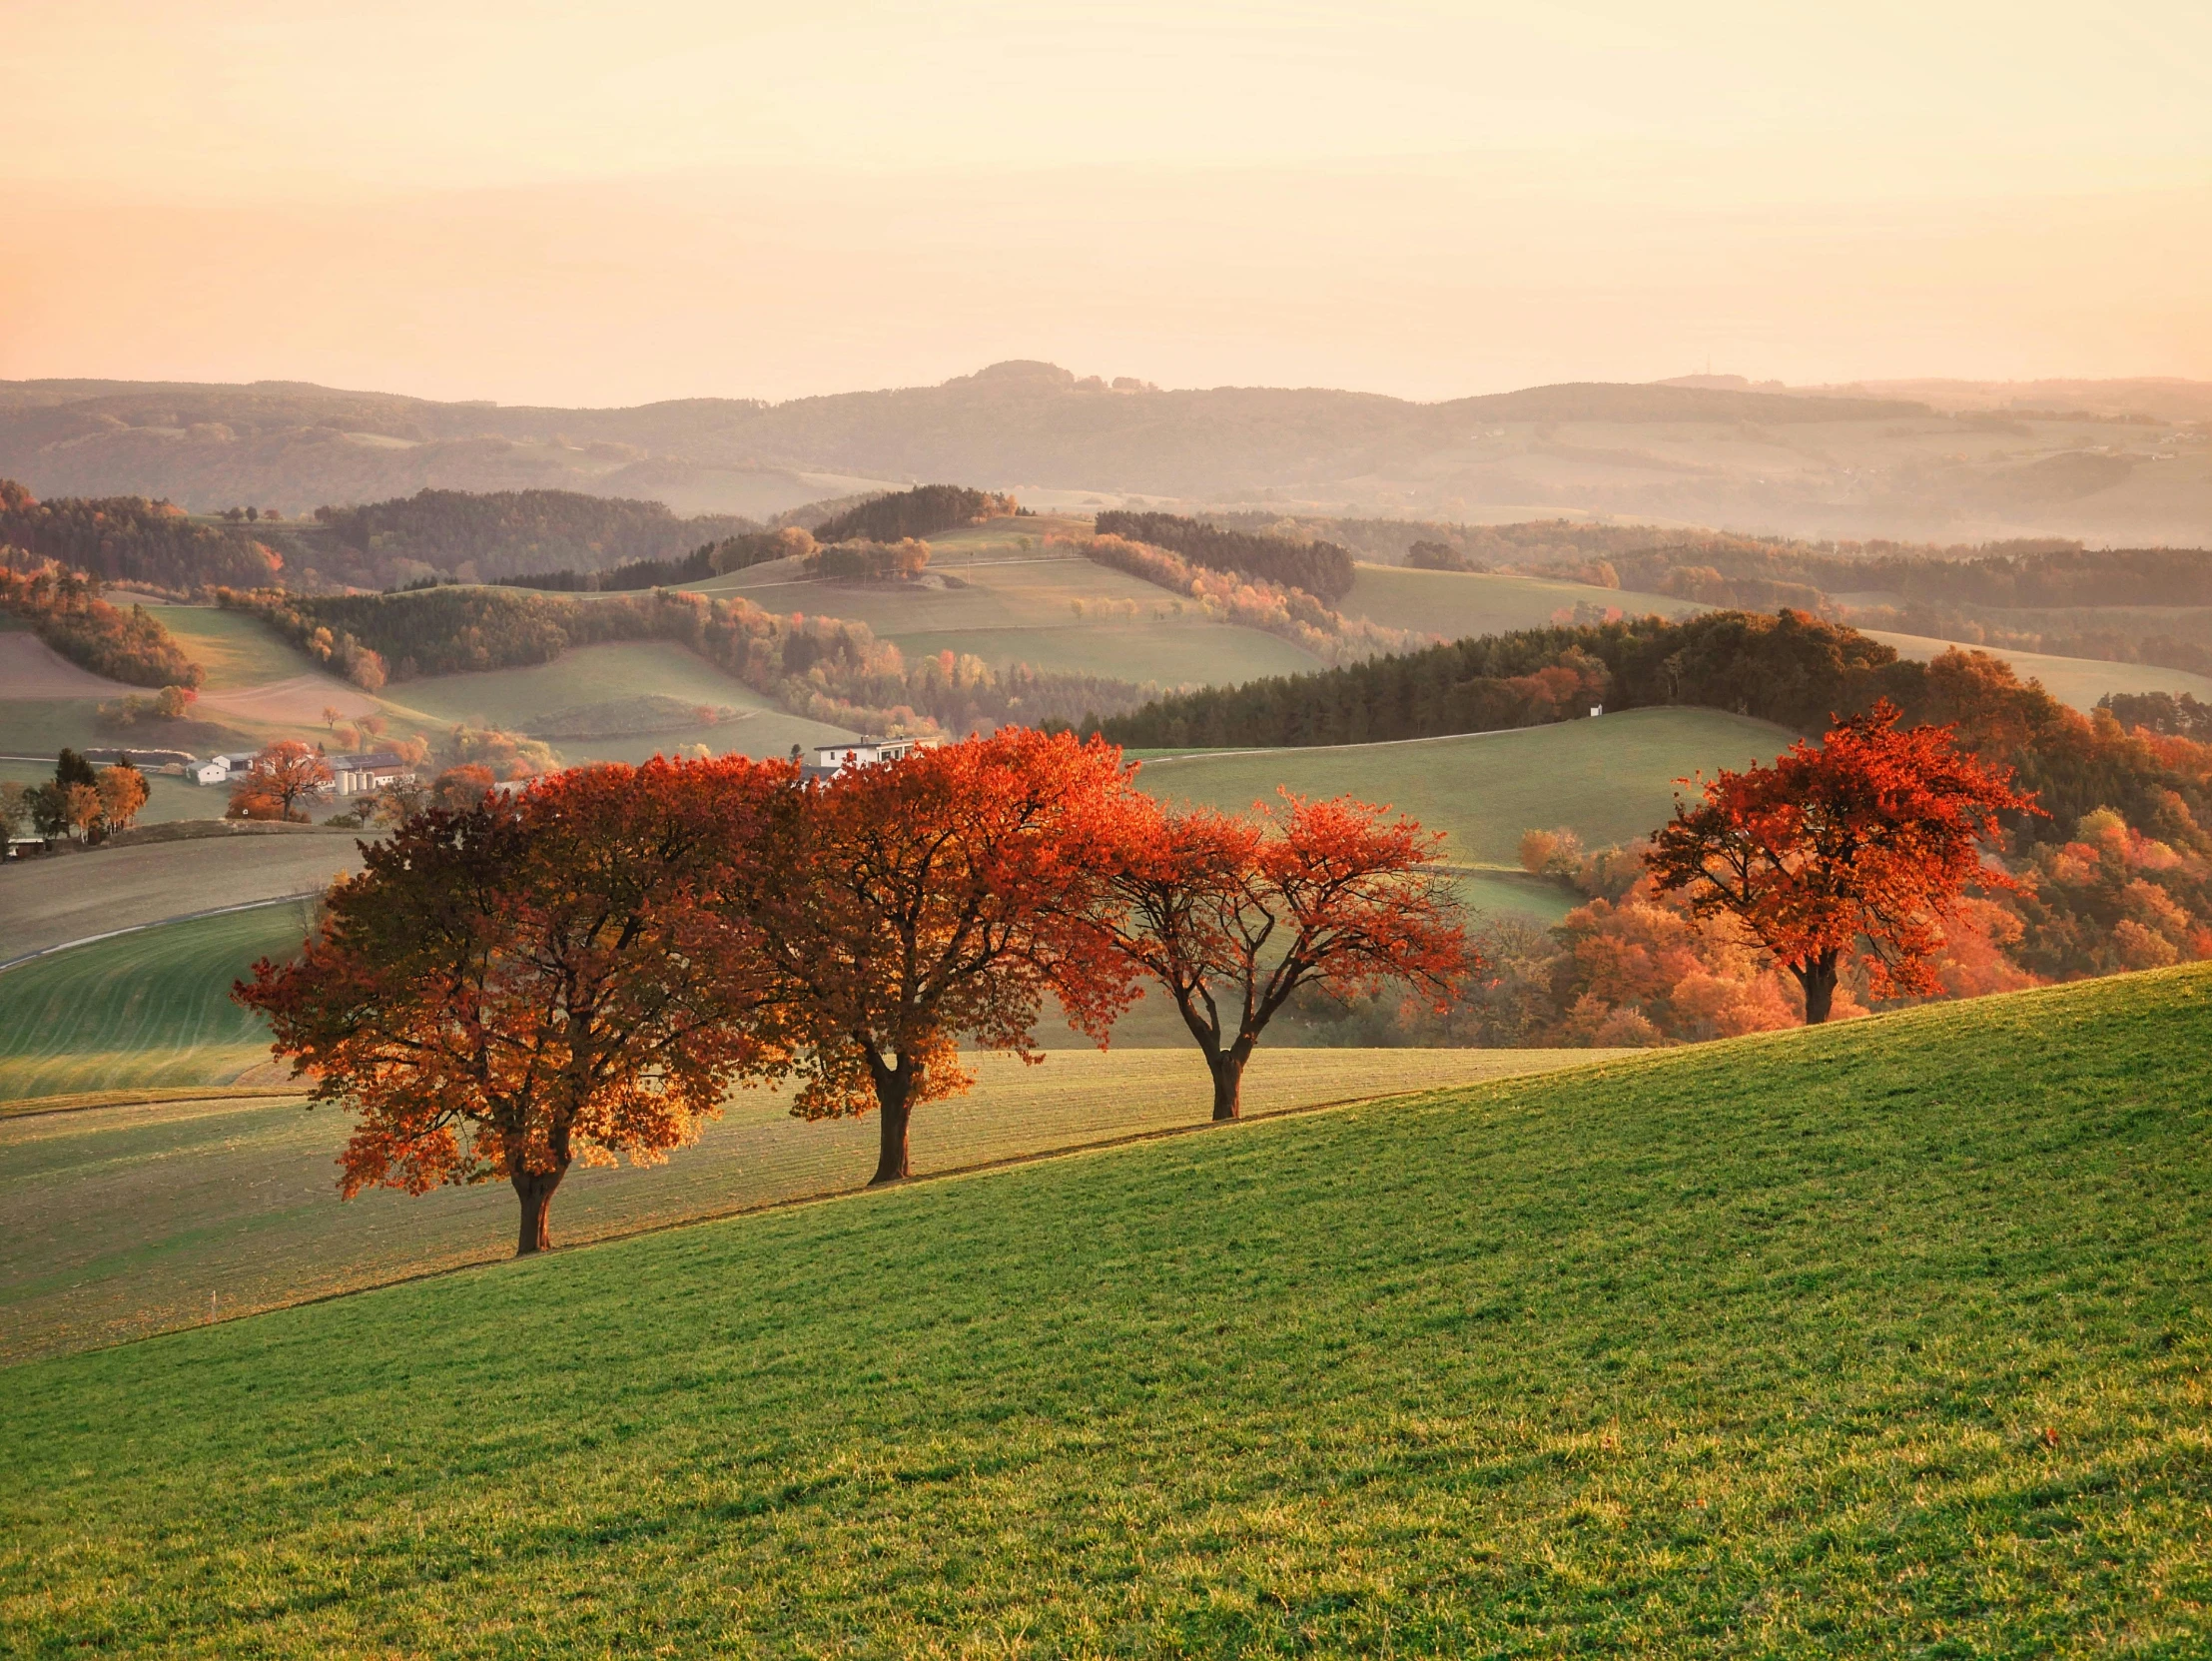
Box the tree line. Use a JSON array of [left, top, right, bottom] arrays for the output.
[[235, 711, 2033, 1256], [238, 732, 1469, 1253], [1093, 510, 1358, 601], [0, 561, 204, 688], [0, 479, 280, 592], [497, 527, 814, 592], [811, 484, 1017, 545], [219, 581, 1150, 735], [1075, 533, 1419, 664], [1096, 608, 2205, 853], [312, 488, 762, 582]]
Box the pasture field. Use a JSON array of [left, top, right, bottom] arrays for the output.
[[138, 601, 320, 689], [0, 696, 122, 760], [0, 829, 361, 962], [4, 967, 2207, 1652], [1866, 628, 2212, 712], [700, 550, 1324, 686], [0, 1048, 1605, 1364], [0, 902, 313, 1100], [1139, 706, 1790, 867], [378, 641, 856, 763], [1340, 562, 1699, 639]]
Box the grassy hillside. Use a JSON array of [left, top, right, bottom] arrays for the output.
[[1139, 706, 1789, 867], [0, 902, 311, 1100], [6, 967, 2208, 1652], [1865, 627, 2212, 712], [0, 1048, 1599, 1365], [139, 602, 320, 689], [378, 641, 856, 763], [1341, 562, 1699, 638], [697, 531, 1325, 687]]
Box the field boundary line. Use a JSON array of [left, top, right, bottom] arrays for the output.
[[0, 892, 322, 977], [54, 1056, 1626, 1361], [0, 1085, 306, 1122]]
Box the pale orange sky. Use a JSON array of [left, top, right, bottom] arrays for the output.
[[4, 1, 2209, 405]]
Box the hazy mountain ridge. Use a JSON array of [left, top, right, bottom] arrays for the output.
[[3, 364, 2206, 545]]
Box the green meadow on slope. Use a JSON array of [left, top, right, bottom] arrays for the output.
[[1864, 628, 2212, 713], [1340, 562, 1699, 638], [4, 968, 2207, 1654], [377, 640, 857, 764], [0, 902, 309, 1099], [0, 1049, 1599, 1365], [1141, 705, 1790, 868], [698, 531, 1327, 687]]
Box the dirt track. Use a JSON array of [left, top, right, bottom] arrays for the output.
[[0, 633, 138, 700], [195, 673, 379, 725], [0, 832, 365, 962]]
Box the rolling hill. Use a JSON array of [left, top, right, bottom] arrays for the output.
[[4, 965, 2205, 1651], [0, 903, 310, 1100], [1138, 706, 1790, 869], [0, 1047, 1606, 1364], [1339, 561, 1699, 638], [7, 366, 2206, 544], [692, 517, 1329, 687], [1865, 629, 2212, 713]]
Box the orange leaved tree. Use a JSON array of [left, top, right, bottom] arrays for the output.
[[237, 756, 790, 1253], [1646, 700, 2037, 1024], [95, 759, 149, 834], [1092, 793, 1474, 1121], [229, 740, 333, 821], [732, 728, 1138, 1186]]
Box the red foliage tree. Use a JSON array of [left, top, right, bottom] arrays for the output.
[[229, 740, 333, 822], [1091, 793, 1473, 1121], [1646, 700, 2038, 1024], [730, 728, 1137, 1186], [236, 756, 789, 1253]]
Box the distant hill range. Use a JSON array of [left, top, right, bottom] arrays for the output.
[[4, 362, 2207, 545]]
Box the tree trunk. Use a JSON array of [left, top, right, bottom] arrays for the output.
[[870, 1065, 915, 1185], [1795, 955, 1840, 1025], [511, 1167, 564, 1255], [1209, 1053, 1246, 1122]]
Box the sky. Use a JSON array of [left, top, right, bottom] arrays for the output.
[[3, 0, 2210, 407]]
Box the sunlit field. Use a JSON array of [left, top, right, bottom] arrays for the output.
[[4, 967, 2206, 1652]]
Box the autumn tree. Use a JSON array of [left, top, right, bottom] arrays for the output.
[[1647, 700, 2037, 1024], [729, 728, 1137, 1186], [95, 760, 149, 834], [237, 757, 790, 1254], [1091, 793, 1473, 1121], [229, 740, 334, 822]]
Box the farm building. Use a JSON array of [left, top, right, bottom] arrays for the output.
[[327, 752, 417, 797], [800, 735, 944, 779]]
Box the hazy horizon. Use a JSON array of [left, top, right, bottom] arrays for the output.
[[4, 2, 2209, 407]]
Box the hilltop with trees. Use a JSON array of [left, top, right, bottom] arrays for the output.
[[0, 560, 204, 687], [0, 479, 279, 591]]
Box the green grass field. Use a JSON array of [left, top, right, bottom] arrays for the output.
[[5, 967, 2207, 1652], [1341, 563, 1700, 639], [0, 903, 312, 1100], [1866, 629, 2212, 712], [379, 642, 856, 763], [138, 602, 321, 689], [0, 1048, 1605, 1366], [1139, 706, 1790, 868], [701, 550, 1324, 687]]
